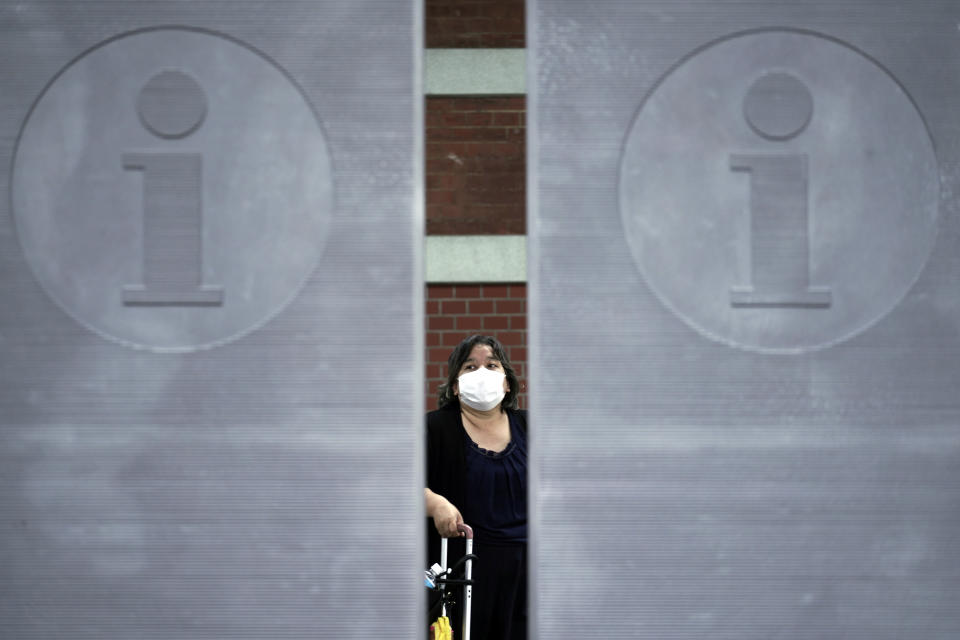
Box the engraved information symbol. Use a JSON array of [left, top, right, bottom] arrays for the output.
[[619, 30, 939, 353], [123, 70, 223, 306], [730, 72, 830, 308], [13, 28, 332, 352]]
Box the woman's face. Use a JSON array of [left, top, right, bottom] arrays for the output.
[[453, 343, 510, 397]]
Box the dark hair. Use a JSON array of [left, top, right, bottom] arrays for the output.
[[437, 335, 519, 410]]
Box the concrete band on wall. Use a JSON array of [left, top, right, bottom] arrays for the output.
[[426, 234, 526, 283], [425, 48, 526, 95]]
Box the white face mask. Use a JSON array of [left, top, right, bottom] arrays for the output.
[[457, 367, 506, 411]]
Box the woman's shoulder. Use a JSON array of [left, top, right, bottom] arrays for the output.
[[507, 407, 529, 431], [426, 403, 461, 429], [426, 404, 465, 459]]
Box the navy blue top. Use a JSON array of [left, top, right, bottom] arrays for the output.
[[462, 411, 528, 543]]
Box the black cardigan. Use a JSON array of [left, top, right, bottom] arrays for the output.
[[425, 402, 528, 563]]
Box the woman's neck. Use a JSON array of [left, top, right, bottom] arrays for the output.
[[460, 404, 504, 429], [460, 403, 510, 452]]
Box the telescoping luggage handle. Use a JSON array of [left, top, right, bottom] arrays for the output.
[[440, 524, 473, 640]]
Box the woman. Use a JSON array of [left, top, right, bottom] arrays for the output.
[[425, 335, 527, 640]]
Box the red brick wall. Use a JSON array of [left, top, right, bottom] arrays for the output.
[[425, 4, 528, 414], [426, 96, 526, 235], [426, 284, 527, 412], [426, 0, 525, 48]]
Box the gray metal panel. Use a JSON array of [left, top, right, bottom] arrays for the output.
[[529, 1, 960, 638], [0, 2, 422, 638]]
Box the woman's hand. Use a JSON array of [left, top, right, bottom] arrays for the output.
[[424, 488, 464, 538]]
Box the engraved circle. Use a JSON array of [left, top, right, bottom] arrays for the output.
[[619, 30, 939, 353], [137, 70, 208, 139], [12, 27, 333, 352], [743, 72, 813, 140]]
